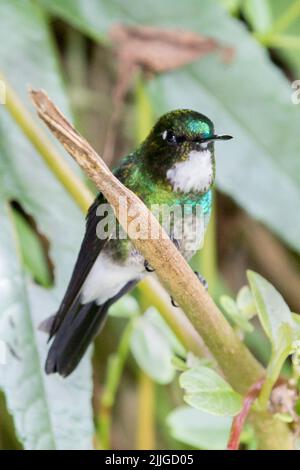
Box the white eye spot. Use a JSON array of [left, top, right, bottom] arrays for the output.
[[162, 130, 168, 140]]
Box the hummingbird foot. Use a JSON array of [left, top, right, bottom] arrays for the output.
[[172, 238, 181, 250], [170, 272, 208, 308], [144, 260, 155, 272], [194, 271, 208, 291]]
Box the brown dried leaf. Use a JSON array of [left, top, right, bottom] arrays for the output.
[[103, 24, 234, 164], [110, 24, 233, 74]]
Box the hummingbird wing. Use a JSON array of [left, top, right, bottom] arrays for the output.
[[42, 154, 143, 376], [42, 185, 141, 376], [43, 192, 109, 339]]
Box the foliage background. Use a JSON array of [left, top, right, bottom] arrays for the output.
[[0, 0, 300, 450]]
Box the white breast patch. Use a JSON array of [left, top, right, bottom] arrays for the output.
[[166, 150, 213, 193]]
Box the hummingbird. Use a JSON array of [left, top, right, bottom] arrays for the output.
[[42, 109, 232, 377]]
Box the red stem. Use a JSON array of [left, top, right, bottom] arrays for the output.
[[227, 378, 265, 450]]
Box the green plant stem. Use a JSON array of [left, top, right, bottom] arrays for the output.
[[269, 0, 300, 35], [256, 32, 300, 49], [136, 371, 155, 450], [258, 346, 291, 410], [5, 78, 295, 449], [98, 317, 137, 449], [135, 76, 154, 142], [249, 409, 294, 450]]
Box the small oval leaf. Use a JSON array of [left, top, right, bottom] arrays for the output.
[[180, 366, 242, 416], [167, 405, 231, 450]]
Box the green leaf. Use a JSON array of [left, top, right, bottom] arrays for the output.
[[292, 313, 300, 340], [11, 209, 52, 288], [145, 307, 186, 357], [220, 295, 254, 332], [274, 412, 294, 423], [186, 352, 214, 369], [40, 0, 300, 254], [243, 0, 273, 33], [247, 270, 294, 348], [167, 406, 231, 450], [236, 285, 256, 319], [247, 271, 294, 408], [0, 0, 93, 449], [267, 0, 300, 76], [130, 308, 178, 384], [179, 366, 242, 416], [171, 356, 188, 372]]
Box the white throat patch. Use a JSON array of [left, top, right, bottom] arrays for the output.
[[166, 149, 213, 193]]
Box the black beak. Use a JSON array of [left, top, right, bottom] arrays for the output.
[[194, 134, 233, 145], [211, 134, 233, 142]]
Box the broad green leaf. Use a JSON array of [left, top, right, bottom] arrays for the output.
[[40, 0, 300, 253], [167, 406, 231, 450], [0, 0, 93, 449], [180, 366, 242, 416], [130, 308, 178, 384], [247, 270, 294, 348]]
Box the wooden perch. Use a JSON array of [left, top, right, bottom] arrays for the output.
[[30, 88, 263, 394]]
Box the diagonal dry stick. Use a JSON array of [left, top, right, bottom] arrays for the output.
[[30, 88, 262, 394]]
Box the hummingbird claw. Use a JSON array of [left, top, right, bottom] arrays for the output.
[[144, 260, 155, 272], [171, 296, 179, 308], [194, 271, 208, 291], [172, 238, 180, 250]]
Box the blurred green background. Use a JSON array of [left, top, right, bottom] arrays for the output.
[[0, 0, 300, 450]]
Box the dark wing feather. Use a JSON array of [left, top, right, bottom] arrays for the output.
[[48, 193, 109, 338]]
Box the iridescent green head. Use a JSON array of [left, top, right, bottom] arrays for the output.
[[158, 109, 214, 143], [141, 109, 232, 193]]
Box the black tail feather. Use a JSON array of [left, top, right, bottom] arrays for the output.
[[45, 300, 108, 377], [44, 279, 138, 377]]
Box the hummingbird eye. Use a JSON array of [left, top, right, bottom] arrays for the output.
[[162, 130, 185, 146]]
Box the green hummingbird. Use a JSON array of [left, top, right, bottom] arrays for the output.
[[42, 109, 232, 377]]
